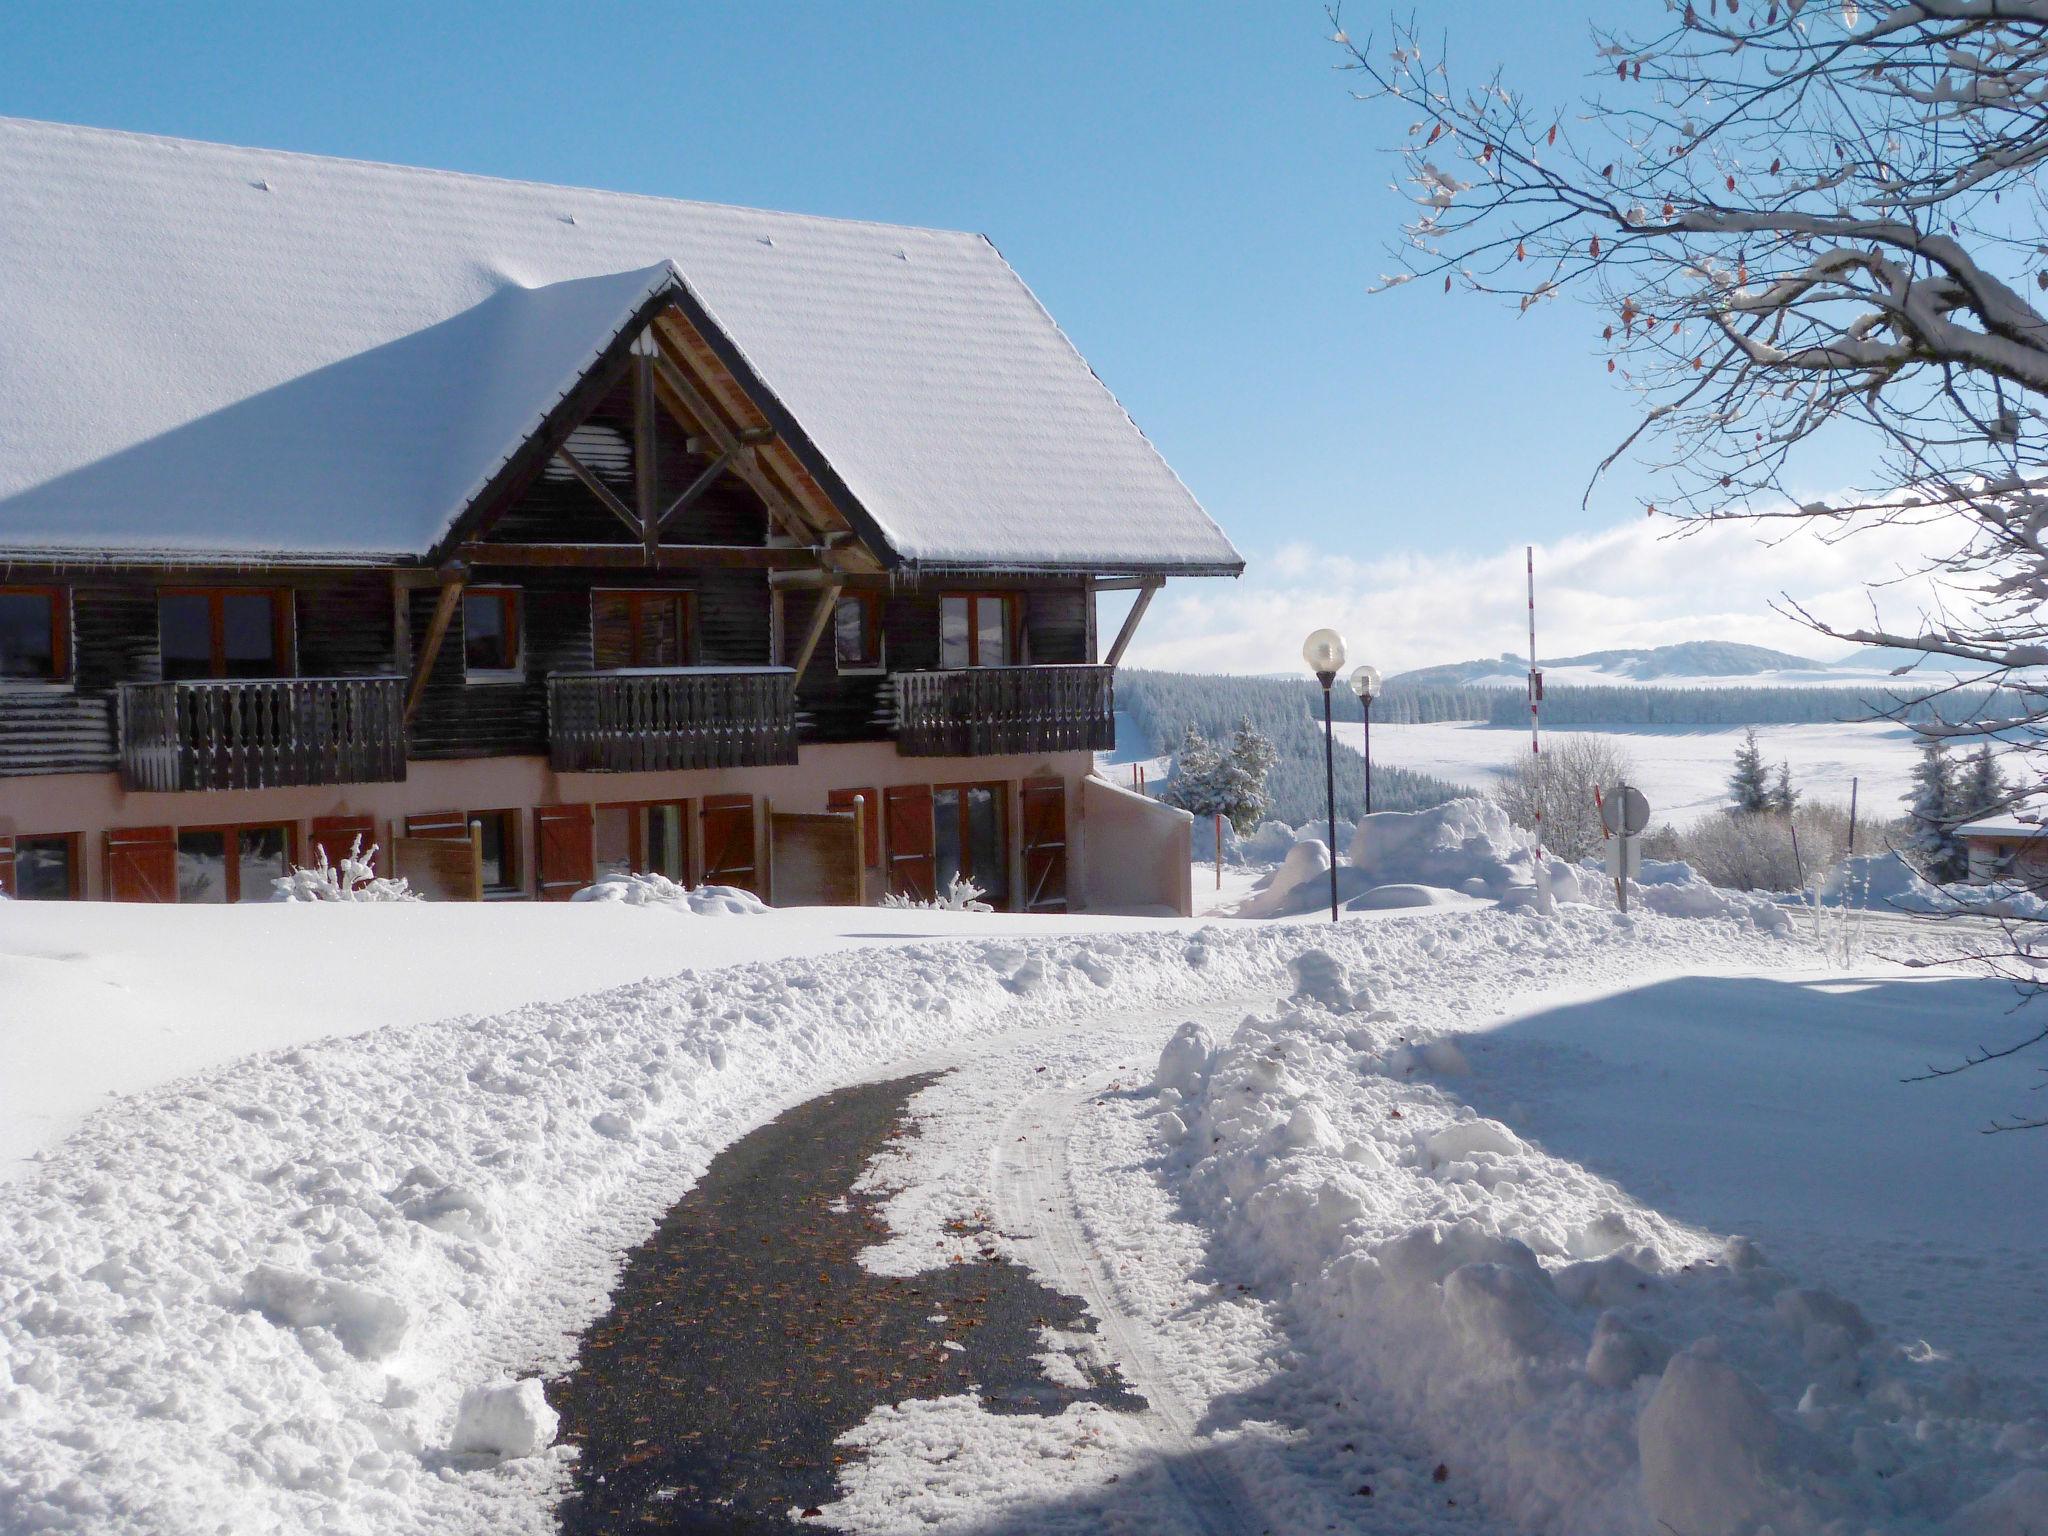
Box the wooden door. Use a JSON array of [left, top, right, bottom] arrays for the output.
[[1020, 777, 1068, 913], [535, 804, 595, 900], [107, 826, 176, 903], [883, 784, 936, 902], [828, 787, 881, 869], [310, 814, 379, 874], [700, 795, 759, 893]]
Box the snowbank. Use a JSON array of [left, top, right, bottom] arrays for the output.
[[1152, 952, 2045, 1535], [1814, 852, 2048, 921], [568, 873, 768, 913]]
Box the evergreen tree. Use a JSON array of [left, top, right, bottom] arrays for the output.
[[1159, 726, 1227, 818], [1955, 743, 2008, 826], [1902, 738, 1966, 882], [1728, 729, 1770, 813], [1222, 717, 1280, 832], [1767, 761, 1798, 815]]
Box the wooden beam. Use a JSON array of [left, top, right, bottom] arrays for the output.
[[459, 541, 825, 571], [788, 582, 844, 679], [650, 353, 831, 550], [685, 426, 773, 455], [1102, 580, 1161, 669], [635, 351, 659, 564], [554, 446, 640, 537], [405, 576, 465, 723], [655, 447, 734, 530]]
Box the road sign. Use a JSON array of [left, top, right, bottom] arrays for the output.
[[1601, 785, 1650, 838]]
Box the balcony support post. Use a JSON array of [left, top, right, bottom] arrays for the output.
[[405, 572, 465, 724], [1103, 578, 1162, 668], [788, 581, 844, 680]]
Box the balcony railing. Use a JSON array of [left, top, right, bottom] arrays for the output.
[[547, 667, 798, 773], [894, 664, 1115, 757], [119, 677, 408, 792]]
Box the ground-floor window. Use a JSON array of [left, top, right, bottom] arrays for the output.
[[176, 823, 292, 903], [595, 801, 689, 882], [7, 833, 81, 899], [934, 782, 1008, 910]]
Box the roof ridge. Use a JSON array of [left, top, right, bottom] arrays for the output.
[[0, 113, 986, 243]]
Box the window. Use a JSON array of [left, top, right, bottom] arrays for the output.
[[462, 589, 522, 676], [939, 594, 1017, 668], [175, 823, 292, 903], [13, 834, 80, 899], [934, 782, 1008, 909], [472, 810, 519, 895], [594, 801, 689, 882], [160, 589, 289, 681], [593, 590, 695, 669], [834, 594, 882, 671], [0, 588, 67, 683]]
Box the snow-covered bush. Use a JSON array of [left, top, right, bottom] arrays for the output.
[[880, 875, 991, 913], [271, 839, 419, 902], [570, 873, 767, 914]]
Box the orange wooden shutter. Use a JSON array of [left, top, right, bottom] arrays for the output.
[[1020, 777, 1068, 913], [107, 826, 176, 903], [310, 814, 379, 874], [534, 804, 595, 900], [405, 810, 468, 839], [699, 795, 759, 894], [883, 784, 936, 902], [0, 837, 14, 897], [828, 787, 881, 867]]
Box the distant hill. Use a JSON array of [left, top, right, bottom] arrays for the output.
[[1391, 640, 1827, 690]]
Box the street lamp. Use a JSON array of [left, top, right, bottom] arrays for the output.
[[1302, 627, 1347, 924], [1348, 664, 1382, 815]]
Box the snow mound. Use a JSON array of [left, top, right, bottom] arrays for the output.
[[240, 1265, 411, 1362], [1153, 1022, 1215, 1098], [1349, 798, 1535, 895], [1348, 881, 1462, 910], [569, 874, 767, 914], [448, 1378, 558, 1460], [1235, 838, 1332, 917], [1821, 852, 2048, 920], [1638, 1347, 1784, 1536]]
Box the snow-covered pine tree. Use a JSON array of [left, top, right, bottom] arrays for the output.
[[1767, 761, 1798, 816], [1902, 739, 1966, 883], [1222, 717, 1279, 833], [1160, 726, 1228, 818], [1728, 729, 1770, 814], [1955, 744, 2008, 827]]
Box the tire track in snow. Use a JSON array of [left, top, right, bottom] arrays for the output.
[[992, 1056, 1265, 1536]]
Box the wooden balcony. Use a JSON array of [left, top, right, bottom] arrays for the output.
[[547, 667, 798, 773], [118, 677, 408, 792], [894, 664, 1115, 758]]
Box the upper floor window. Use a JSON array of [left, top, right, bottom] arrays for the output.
[[939, 593, 1017, 669], [160, 589, 289, 681], [0, 587, 67, 683], [462, 588, 523, 678], [593, 590, 696, 669], [835, 593, 882, 672]]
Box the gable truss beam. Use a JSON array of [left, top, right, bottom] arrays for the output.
[[649, 352, 831, 552], [554, 445, 643, 540]]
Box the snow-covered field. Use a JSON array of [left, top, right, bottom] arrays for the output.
[[1336, 718, 1922, 826], [4, 828, 2046, 1534]]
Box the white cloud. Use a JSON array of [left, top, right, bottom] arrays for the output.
[[1121, 511, 1965, 675]]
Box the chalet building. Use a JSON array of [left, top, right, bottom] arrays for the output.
[[1956, 814, 2048, 889], [0, 118, 1239, 911]]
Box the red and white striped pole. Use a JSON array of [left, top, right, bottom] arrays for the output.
[[1527, 545, 1544, 870]]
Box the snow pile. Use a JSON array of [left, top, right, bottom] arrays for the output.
[[1151, 952, 2046, 1535], [1234, 838, 1332, 917], [449, 1379, 559, 1460], [1816, 852, 2048, 921], [568, 873, 768, 914], [1349, 798, 1536, 896]]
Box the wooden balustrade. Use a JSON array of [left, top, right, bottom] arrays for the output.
[[894, 664, 1115, 757], [118, 677, 408, 791], [547, 668, 798, 772]]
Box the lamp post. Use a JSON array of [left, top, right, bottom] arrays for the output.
[[1348, 664, 1382, 815], [1303, 627, 1347, 924]]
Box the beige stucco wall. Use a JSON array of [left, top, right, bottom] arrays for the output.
[[1077, 772, 1192, 917], [0, 743, 1104, 906]]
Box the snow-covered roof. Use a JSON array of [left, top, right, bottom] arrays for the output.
[[1955, 814, 2047, 840], [0, 117, 1242, 574]]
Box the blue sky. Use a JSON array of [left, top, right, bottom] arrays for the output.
[[0, 2, 1907, 670]]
